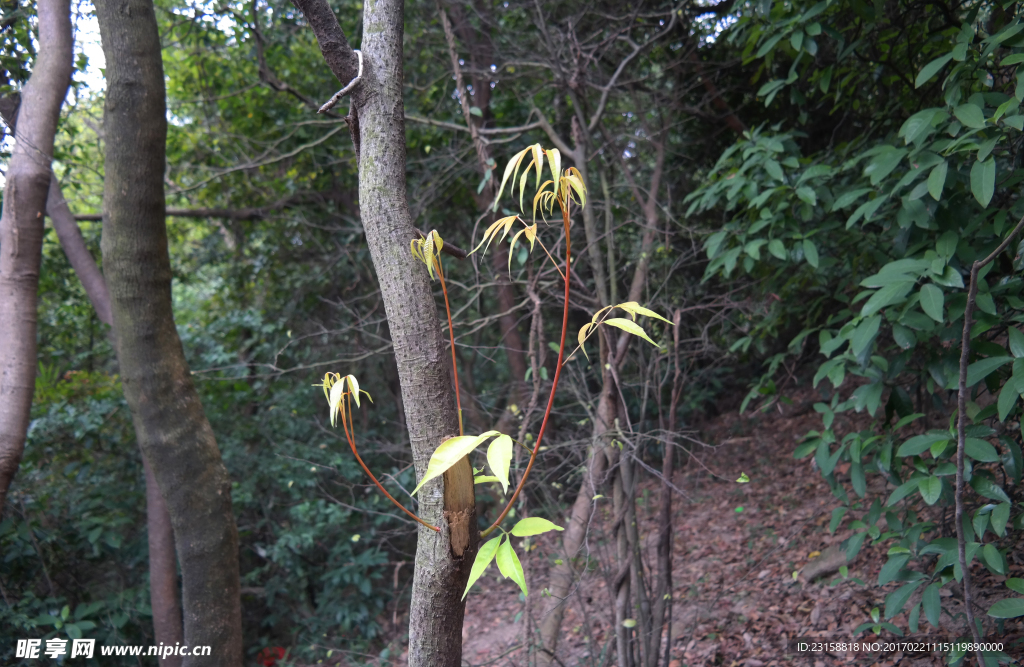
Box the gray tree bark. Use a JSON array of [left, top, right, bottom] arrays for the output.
[[289, 1, 477, 665], [93, 0, 242, 664], [0, 98, 181, 665], [0, 0, 72, 510]]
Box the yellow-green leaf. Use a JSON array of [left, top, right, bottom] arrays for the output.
[[577, 322, 594, 361], [462, 536, 501, 599], [412, 431, 500, 495], [474, 475, 500, 484], [329, 378, 345, 427], [545, 148, 561, 184], [346, 374, 361, 408], [510, 517, 564, 536], [494, 148, 530, 211], [495, 536, 528, 595], [487, 434, 513, 494], [616, 301, 673, 324], [736, 472, 750, 483], [602, 318, 659, 348]]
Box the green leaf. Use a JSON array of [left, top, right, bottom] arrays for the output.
[[923, 582, 941, 627], [998, 377, 1020, 422], [850, 315, 881, 356], [992, 502, 1010, 537], [1007, 578, 1024, 594], [966, 438, 1000, 462], [864, 147, 907, 185], [510, 517, 564, 536], [1009, 328, 1024, 357], [878, 554, 910, 585], [796, 186, 817, 206], [896, 432, 950, 457], [927, 161, 948, 201], [918, 476, 942, 505], [486, 434, 513, 494], [495, 536, 528, 595], [764, 159, 784, 181], [971, 474, 1011, 502], [916, 53, 954, 88], [954, 103, 987, 129], [970, 158, 996, 208], [474, 475, 500, 484], [832, 188, 872, 210], [984, 544, 1006, 574], [469, 106, 483, 117], [860, 282, 913, 317], [988, 598, 1024, 618], [768, 239, 786, 259], [919, 284, 945, 322], [899, 108, 944, 144], [462, 536, 501, 599], [603, 318, 659, 348], [966, 356, 1012, 387], [802, 239, 819, 268], [412, 431, 500, 495], [885, 580, 924, 619]]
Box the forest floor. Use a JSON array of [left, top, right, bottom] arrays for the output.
[[448, 383, 1024, 667]]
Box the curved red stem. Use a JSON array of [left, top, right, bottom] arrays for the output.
[[481, 204, 572, 537], [342, 393, 439, 532], [436, 259, 463, 436]]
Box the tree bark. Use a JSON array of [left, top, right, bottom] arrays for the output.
[[290, 1, 477, 665], [0, 0, 72, 510], [93, 0, 243, 664]]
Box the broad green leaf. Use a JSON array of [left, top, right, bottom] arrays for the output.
[[1007, 578, 1024, 594], [487, 435, 513, 494], [462, 536, 501, 599], [469, 106, 483, 117], [860, 282, 913, 317], [918, 284, 944, 322], [412, 431, 500, 495], [988, 598, 1024, 618], [970, 158, 996, 208], [850, 315, 881, 356], [802, 239, 819, 268], [885, 580, 923, 619], [971, 474, 1011, 502], [965, 438, 1000, 463], [918, 476, 942, 505], [878, 554, 910, 585], [603, 318, 658, 347], [915, 53, 953, 88], [954, 103, 986, 129], [1009, 327, 1024, 357], [796, 186, 817, 206], [923, 582, 941, 627], [864, 147, 907, 185], [764, 159, 784, 181], [997, 376, 1020, 422], [510, 517, 564, 536], [936, 230, 958, 260], [992, 502, 1010, 537], [768, 239, 786, 259], [927, 161, 948, 201], [966, 356, 1012, 387], [495, 536, 528, 595], [832, 188, 872, 210], [896, 432, 949, 457], [899, 108, 944, 144], [983, 543, 1006, 575]]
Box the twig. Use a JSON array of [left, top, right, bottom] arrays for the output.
[[318, 50, 362, 114], [955, 212, 1024, 663]]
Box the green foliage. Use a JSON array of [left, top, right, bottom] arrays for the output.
[[690, 0, 1024, 644]]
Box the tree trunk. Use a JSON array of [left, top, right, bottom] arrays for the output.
[[93, 0, 243, 664], [0, 97, 183, 661], [290, 1, 477, 665], [0, 0, 72, 510]]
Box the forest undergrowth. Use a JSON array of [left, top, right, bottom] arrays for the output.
[[431, 379, 1024, 667]]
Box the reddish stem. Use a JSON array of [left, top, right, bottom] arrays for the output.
[[481, 203, 572, 537], [342, 393, 439, 532], [436, 259, 463, 436]]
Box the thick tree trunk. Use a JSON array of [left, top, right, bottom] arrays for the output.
[[290, 1, 477, 665], [93, 0, 243, 664], [0, 98, 183, 660], [0, 0, 72, 510]]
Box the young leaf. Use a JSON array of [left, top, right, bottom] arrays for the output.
[[602, 318, 659, 348], [486, 434, 513, 494], [736, 472, 750, 483], [412, 431, 500, 495], [462, 536, 501, 599], [472, 215, 519, 255], [474, 475, 500, 484], [510, 517, 564, 536], [495, 537, 528, 595], [329, 378, 346, 427], [616, 302, 673, 324], [494, 148, 531, 211], [577, 322, 594, 361]]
